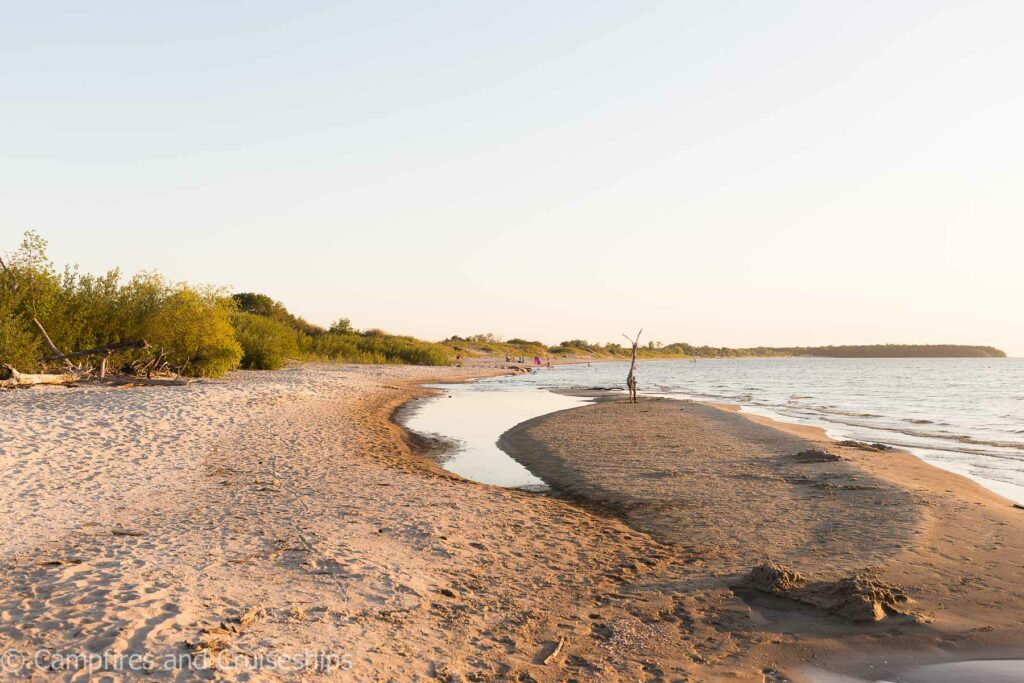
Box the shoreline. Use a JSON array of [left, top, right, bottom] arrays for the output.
[[495, 394, 1024, 680], [3, 362, 1021, 681]]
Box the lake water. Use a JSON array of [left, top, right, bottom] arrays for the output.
[[406, 358, 1024, 505]]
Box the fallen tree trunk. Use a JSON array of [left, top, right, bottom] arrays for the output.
[[0, 365, 80, 389], [96, 376, 189, 387], [44, 339, 150, 362], [0, 365, 188, 389], [31, 317, 75, 369]]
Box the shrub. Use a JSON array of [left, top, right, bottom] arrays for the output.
[[329, 318, 352, 334], [308, 332, 452, 366], [233, 292, 324, 335], [233, 312, 300, 370], [139, 287, 242, 377]]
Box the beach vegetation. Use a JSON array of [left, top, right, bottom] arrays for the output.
[[233, 311, 302, 370], [0, 233, 243, 377]]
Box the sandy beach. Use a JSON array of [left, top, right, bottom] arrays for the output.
[[2, 364, 1022, 681]]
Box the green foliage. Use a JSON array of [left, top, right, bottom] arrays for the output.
[[140, 287, 242, 377], [232, 292, 324, 335], [1, 233, 242, 377], [0, 297, 40, 370], [329, 318, 352, 334], [233, 312, 301, 370], [308, 331, 452, 365], [771, 344, 1007, 358]]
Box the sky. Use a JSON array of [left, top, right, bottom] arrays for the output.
[[3, 1, 1022, 355]]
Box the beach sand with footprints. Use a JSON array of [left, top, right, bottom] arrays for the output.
[[1, 364, 1022, 681]]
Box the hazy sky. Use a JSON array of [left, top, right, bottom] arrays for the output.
[[3, 1, 1022, 354]]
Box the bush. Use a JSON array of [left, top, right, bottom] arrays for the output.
[[233, 292, 324, 335], [2, 231, 454, 375], [308, 332, 452, 366], [139, 287, 242, 377], [233, 312, 300, 370], [0, 233, 243, 378]]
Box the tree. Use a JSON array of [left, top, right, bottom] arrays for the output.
[[623, 329, 642, 403], [330, 318, 353, 334]]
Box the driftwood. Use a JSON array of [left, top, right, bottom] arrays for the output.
[[0, 365, 187, 389], [45, 339, 150, 379], [542, 636, 565, 665], [622, 328, 642, 403], [1, 249, 177, 388], [0, 365, 79, 389], [45, 339, 150, 362], [95, 375, 188, 387]]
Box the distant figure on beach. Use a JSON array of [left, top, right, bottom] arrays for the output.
[[505, 353, 511, 362], [534, 356, 541, 365]]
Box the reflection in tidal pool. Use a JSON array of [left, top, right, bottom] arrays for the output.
[[403, 384, 588, 489]]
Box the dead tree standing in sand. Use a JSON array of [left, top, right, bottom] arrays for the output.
[[623, 328, 642, 403]]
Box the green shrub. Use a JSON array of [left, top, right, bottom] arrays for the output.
[[233, 292, 324, 335], [308, 331, 452, 366], [233, 312, 300, 370], [0, 297, 40, 371], [140, 287, 242, 377]]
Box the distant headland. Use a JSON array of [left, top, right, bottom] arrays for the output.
[[449, 336, 1008, 360]]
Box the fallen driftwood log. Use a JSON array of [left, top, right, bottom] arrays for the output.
[[45, 339, 151, 378], [96, 375, 189, 387], [1, 364, 187, 390], [542, 635, 565, 665], [0, 365, 80, 388], [45, 339, 150, 362]]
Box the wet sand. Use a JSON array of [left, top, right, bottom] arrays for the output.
[[499, 395, 1024, 681], [2, 365, 1022, 681]]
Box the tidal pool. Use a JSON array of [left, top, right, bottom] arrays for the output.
[[402, 383, 589, 489]]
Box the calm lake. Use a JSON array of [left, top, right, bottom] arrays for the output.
[[405, 357, 1024, 505]]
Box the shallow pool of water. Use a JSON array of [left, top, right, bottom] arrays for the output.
[[805, 657, 1024, 682], [402, 383, 589, 489]]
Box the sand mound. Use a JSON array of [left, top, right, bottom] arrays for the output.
[[744, 562, 914, 622], [789, 449, 843, 463]]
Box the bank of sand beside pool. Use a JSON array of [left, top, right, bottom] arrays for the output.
[[499, 395, 1024, 680], [1, 364, 1022, 681]]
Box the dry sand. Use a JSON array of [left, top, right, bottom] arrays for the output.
[[1, 365, 1021, 682]]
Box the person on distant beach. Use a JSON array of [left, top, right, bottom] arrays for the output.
[[534, 356, 541, 365]]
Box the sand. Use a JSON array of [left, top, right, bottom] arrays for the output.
[[500, 396, 1024, 681], [0, 364, 666, 681], [1, 365, 1022, 681]]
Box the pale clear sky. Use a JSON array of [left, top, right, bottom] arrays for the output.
[[3, 1, 1022, 354]]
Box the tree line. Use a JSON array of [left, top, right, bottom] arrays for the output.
[[0, 232, 452, 378]]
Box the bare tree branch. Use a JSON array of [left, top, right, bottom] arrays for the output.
[[623, 328, 642, 403]]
